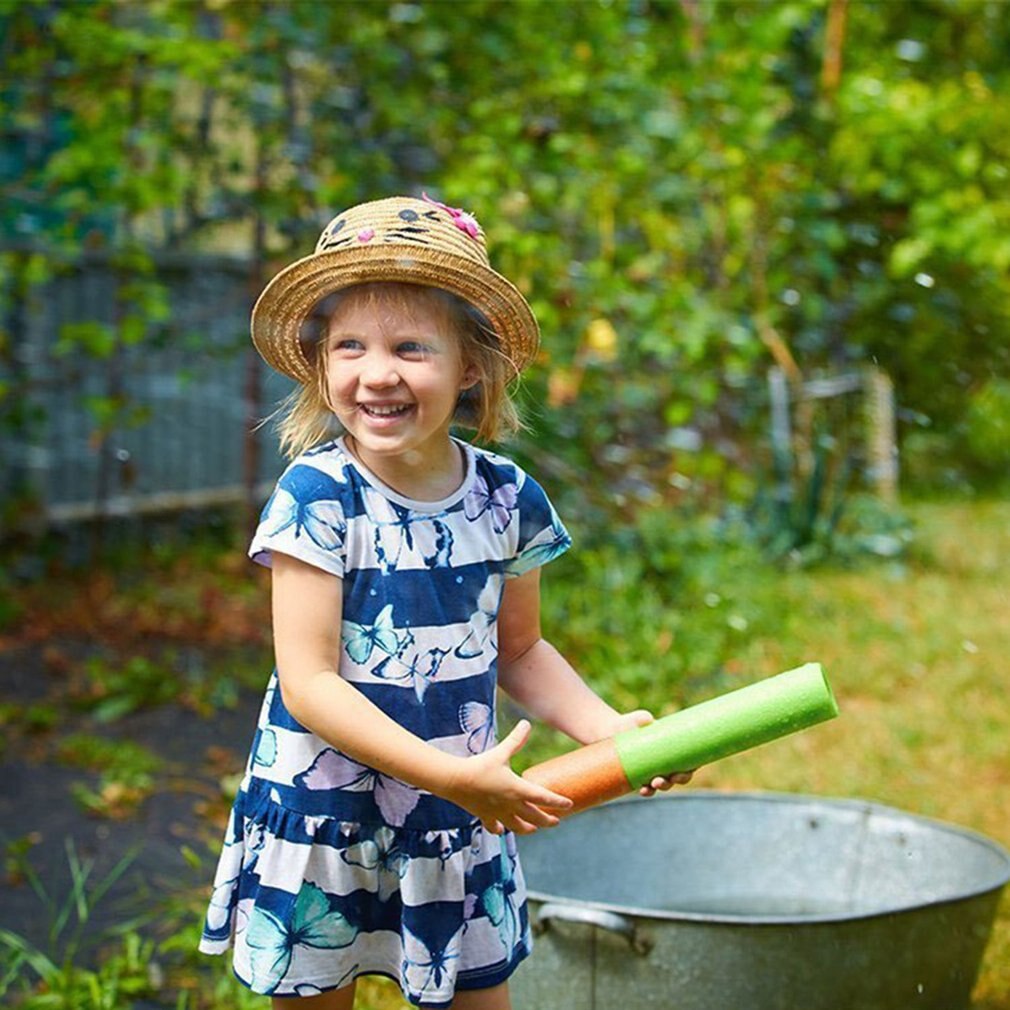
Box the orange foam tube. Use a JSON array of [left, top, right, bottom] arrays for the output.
[[521, 736, 632, 816]]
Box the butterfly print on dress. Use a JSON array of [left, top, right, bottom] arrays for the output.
[[401, 923, 463, 1000], [245, 882, 357, 994], [343, 603, 401, 664], [458, 701, 495, 754], [294, 748, 420, 826], [266, 487, 346, 551], [454, 574, 501, 660], [341, 825, 409, 902], [464, 476, 518, 534], [361, 489, 455, 572], [372, 637, 451, 704]]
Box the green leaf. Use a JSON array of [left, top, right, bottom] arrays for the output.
[[56, 323, 117, 359], [889, 237, 932, 277]]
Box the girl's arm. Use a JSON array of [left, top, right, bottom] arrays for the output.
[[497, 567, 692, 793], [271, 551, 572, 833]]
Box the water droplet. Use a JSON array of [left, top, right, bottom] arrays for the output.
[[897, 39, 926, 62]]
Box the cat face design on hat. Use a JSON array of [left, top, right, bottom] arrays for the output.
[[316, 195, 481, 255], [251, 194, 538, 385]]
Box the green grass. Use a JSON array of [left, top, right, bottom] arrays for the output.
[[512, 499, 1010, 1010], [3, 499, 1007, 1008], [704, 500, 1010, 1009], [374, 497, 1010, 1009], [0, 841, 152, 1009], [55, 734, 163, 819]]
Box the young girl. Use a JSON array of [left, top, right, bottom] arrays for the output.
[[199, 195, 690, 1009]]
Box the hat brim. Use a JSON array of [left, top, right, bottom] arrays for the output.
[[251, 245, 540, 383]]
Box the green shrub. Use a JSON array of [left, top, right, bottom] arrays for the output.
[[966, 378, 1010, 470]]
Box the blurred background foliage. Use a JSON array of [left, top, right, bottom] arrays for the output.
[[2, 0, 1009, 550], [3, 4, 1010, 1007]]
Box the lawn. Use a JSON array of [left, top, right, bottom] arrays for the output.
[[1, 499, 1007, 1009], [695, 500, 1010, 1009], [360, 498, 1010, 1010]]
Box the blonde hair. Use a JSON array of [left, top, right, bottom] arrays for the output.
[[274, 282, 524, 459]]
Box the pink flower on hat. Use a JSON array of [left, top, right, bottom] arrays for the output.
[[454, 212, 480, 238], [422, 192, 480, 239]]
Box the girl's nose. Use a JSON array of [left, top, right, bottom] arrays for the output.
[[360, 353, 401, 387]]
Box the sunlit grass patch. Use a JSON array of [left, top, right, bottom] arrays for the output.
[[703, 499, 1010, 1005], [514, 499, 1010, 1006], [55, 734, 163, 820]]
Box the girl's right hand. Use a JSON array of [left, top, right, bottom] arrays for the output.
[[445, 720, 573, 835]]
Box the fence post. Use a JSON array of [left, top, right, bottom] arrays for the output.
[[864, 365, 898, 503], [767, 366, 794, 511], [2, 252, 48, 525]]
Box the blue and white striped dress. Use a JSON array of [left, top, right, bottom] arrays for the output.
[[199, 437, 571, 1006]]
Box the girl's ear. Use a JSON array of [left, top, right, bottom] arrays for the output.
[[460, 362, 481, 391]]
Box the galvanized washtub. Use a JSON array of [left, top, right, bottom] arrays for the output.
[[512, 792, 1010, 1010]]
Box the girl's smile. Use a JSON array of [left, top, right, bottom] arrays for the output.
[[325, 294, 478, 496], [357, 400, 417, 428]]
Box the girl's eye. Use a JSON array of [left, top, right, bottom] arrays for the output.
[[397, 341, 431, 358], [330, 338, 363, 353]]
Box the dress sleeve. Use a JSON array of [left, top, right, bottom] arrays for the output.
[[248, 460, 348, 578], [504, 470, 572, 579]]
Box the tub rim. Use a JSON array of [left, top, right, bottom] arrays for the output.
[[522, 790, 1010, 926]]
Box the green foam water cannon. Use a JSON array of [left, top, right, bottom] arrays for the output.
[[523, 663, 840, 814]]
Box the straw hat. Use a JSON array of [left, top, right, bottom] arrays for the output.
[[251, 194, 540, 383]]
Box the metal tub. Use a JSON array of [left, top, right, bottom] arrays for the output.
[[512, 792, 1010, 1010]]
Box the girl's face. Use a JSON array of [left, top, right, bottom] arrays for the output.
[[324, 292, 478, 475]]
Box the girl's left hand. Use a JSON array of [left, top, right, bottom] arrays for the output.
[[609, 709, 694, 797]]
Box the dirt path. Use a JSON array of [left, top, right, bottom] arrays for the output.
[[0, 639, 261, 959]]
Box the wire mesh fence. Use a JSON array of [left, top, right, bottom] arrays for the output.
[[0, 249, 899, 547], [1, 250, 292, 531]]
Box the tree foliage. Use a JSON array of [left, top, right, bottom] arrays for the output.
[[2, 0, 1008, 519]]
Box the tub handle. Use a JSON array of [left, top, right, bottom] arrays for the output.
[[535, 902, 654, 955]]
